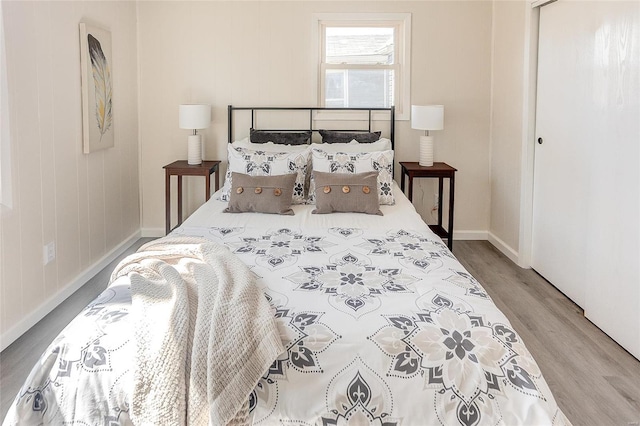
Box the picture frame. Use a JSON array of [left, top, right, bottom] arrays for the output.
[[79, 23, 114, 154]]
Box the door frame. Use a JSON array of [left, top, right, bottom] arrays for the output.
[[516, 0, 555, 269]]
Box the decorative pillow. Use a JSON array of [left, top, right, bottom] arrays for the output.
[[312, 171, 382, 215], [220, 145, 310, 204], [233, 138, 310, 153], [310, 138, 392, 153], [224, 173, 296, 215], [250, 129, 311, 145], [309, 148, 395, 205], [319, 130, 381, 144], [234, 138, 314, 200]]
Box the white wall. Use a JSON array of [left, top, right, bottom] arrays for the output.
[[488, 0, 528, 262], [0, 1, 140, 349], [137, 1, 493, 238]]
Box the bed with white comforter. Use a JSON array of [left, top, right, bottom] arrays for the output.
[[4, 183, 569, 426]]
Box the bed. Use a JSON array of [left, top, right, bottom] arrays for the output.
[[3, 106, 569, 426]]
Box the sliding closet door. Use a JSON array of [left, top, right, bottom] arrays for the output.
[[532, 1, 589, 307], [533, 1, 640, 358]]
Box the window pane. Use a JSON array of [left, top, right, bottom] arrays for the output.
[[325, 70, 346, 107], [324, 69, 394, 108], [325, 27, 394, 65]]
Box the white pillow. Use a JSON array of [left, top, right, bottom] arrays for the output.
[[310, 138, 392, 153], [232, 138, 310, 153], [309, 148, 395, 205], [220, 145, 310, 204]]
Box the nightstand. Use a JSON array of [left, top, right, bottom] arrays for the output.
[[399, 161, 457, 250], [163, 160, 221, 235]]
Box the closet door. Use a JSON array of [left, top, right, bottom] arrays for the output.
[[532, 0, 589, 307], [533, 0, 640, 358]]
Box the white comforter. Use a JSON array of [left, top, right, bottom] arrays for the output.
[[4, 184, 570, 426]]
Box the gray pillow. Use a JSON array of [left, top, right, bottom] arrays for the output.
[[319, 130, 381, 144], [250, 129, 311, 145], [224, 172, 296, 215], [312, 171, 382, 215]]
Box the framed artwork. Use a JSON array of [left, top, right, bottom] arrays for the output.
[[79, 23, 114, 153]]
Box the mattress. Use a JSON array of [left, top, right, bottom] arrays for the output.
[[3, 183, 569, 426]]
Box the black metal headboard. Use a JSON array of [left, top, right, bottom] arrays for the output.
[[227, 105, 395, 149]]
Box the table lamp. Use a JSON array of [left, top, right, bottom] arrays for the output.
[[411, 105, 444, 167], [179, 104, 211, 165]]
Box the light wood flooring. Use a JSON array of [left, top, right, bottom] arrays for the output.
[[1, 239, 639, 425], [455, 241, 640, 426]]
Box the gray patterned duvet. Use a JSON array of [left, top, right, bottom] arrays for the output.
[[4, 223, 570, 425]]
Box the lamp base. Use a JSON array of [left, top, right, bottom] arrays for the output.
[[187, 134, 202, 165], [419, 135, 434, 167]]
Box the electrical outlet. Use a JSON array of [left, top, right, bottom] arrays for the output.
[[434, 193, 439, 209], [43, 241, 56, 265]]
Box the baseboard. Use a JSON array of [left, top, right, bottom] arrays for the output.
[[454, 230, 489, 240], [141, 227, 165, 238], [0, 230, 141, 352], [487, 232, 520, 265]]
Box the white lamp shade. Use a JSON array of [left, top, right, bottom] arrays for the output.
[[411, 105, 444, 131], [179, 104, 211, 130]]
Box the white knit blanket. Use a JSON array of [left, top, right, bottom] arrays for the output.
[[110, 236, 284, 426]]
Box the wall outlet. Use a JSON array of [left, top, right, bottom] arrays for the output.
[[434, 193, 439, 209], [43, 241, 56, 265]]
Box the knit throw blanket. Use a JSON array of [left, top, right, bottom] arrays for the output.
[[110, 236, 284, 426]]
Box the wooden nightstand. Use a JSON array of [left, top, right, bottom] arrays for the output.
[[399, 161, 457, 250], [163, 160, 221, 235]]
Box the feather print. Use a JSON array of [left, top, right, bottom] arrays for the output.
[[87, 34, 112, 140]]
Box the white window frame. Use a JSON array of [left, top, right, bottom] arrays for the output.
[[0, 0, 11, 208], [312, 13, 411, 121]]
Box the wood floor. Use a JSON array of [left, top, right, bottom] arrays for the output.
[[1, 239, 639, 424], [455, 241, 640, 426]]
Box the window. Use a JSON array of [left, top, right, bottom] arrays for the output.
[[315, 14, 411, 120]]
